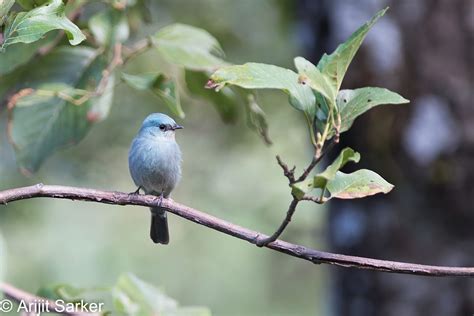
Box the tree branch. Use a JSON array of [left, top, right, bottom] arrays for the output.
[[255, 197, 299, 247], [1, 184, 473, 277], [264, 141, 337, 246], [276, 155, 296, 184], [0, 282, 98, 315]]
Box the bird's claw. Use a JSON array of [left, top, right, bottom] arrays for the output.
[[158, 191, 164, 207], [129, 186, 142, 195]]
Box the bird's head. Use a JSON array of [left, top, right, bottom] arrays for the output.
[[139, 113, 183, 138]]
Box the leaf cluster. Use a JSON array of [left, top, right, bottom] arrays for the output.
[[0, 0, 256, 173], [0, 3, 408, 202], [208, 7, 409, 201], [37, 273, 211, 316]]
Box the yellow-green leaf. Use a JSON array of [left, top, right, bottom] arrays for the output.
[[337, 87, 409, 133], [209, 63, 316, 114], [1, 0, 86, 49], [153, 23, 227, 71], [317, 7, 388, 90], [326, 169, 394, 199], [0, 0, 14, 23], [294, 56, 336, 103], [314, 147, 360, 187]]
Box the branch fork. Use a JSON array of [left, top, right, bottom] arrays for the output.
[[256, 138, 337, 246]]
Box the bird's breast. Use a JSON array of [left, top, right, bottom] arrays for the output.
[[128, 136, 182, 196]]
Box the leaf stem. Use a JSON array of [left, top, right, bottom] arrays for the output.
[[317, 108, 333, 156], [304, 112, 318, 148], [122, 37, 153, 65]]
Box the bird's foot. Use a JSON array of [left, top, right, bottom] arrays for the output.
[[158, 191, 164, 207], [129, 186, 142, 195]]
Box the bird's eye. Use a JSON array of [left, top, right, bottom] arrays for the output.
[[159, 124, 166, 131]]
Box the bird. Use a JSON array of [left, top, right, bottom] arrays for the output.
[[128, 113, 183, 244]]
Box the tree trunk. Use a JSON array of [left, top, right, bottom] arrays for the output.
[[297, 0, 474, 315]]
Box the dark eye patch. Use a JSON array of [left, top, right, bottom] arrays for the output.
[[159, 124, 166, 130]]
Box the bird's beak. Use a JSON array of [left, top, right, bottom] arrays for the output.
[[173, 125, 184, 130]]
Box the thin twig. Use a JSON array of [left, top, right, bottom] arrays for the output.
[[255, 197, 299, 246], [301, 194, 325, 204], [295, 139, 336, 183], [276, 155, 296, 184], [0, 184, 473, 277], [263, 141, 337, 246], [72, 44, 123, 105], [122, 38, 153, 64]]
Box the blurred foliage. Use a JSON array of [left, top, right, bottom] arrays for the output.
[[0, 2, 409, 315], [0, 0, 270, 173], [0, 1, 326, 315], [122, 72, 183, 118], [35, 273, 211, 315]]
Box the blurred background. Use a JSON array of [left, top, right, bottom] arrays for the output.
[[0, 0, 473, 315]]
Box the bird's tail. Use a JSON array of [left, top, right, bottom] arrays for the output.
[[150, 207, 169, 244]]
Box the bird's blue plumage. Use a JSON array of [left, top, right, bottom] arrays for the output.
[[128, 113, 183, 244]]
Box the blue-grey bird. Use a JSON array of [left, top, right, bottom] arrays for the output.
[[128, 113, 183, 244]]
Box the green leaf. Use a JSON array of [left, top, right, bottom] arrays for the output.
[[1, 0, 86, 49], [246, 94, 271, 145], [113, 274, 211, 316], [121, 72, 157, 90], [185, 70, 238, 123], [317, 7, 388, 90], [313, 92, 331, 134], [337, 87, 409, 133], [37, 282, 111, 314], [291, 179, 313, 200], [37, 283, 89, 301], [8, 47, 110, 172], [326, 169, 394, 199], [294, 56, 335, 103], [0, 67, 21, 101], [113, 273, 178, 315], [0, 42, 41, 75], [314, 147, 360, 186], [0, 33, 55, 75], [89, 8, 129, 46], [152, 23, 227, 71], [0, 0, 14, 22], [15, 0, 48, 10], [122, 72, 184, 118], [291, 147, 360, 198], [208, 63, 316, 114]]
